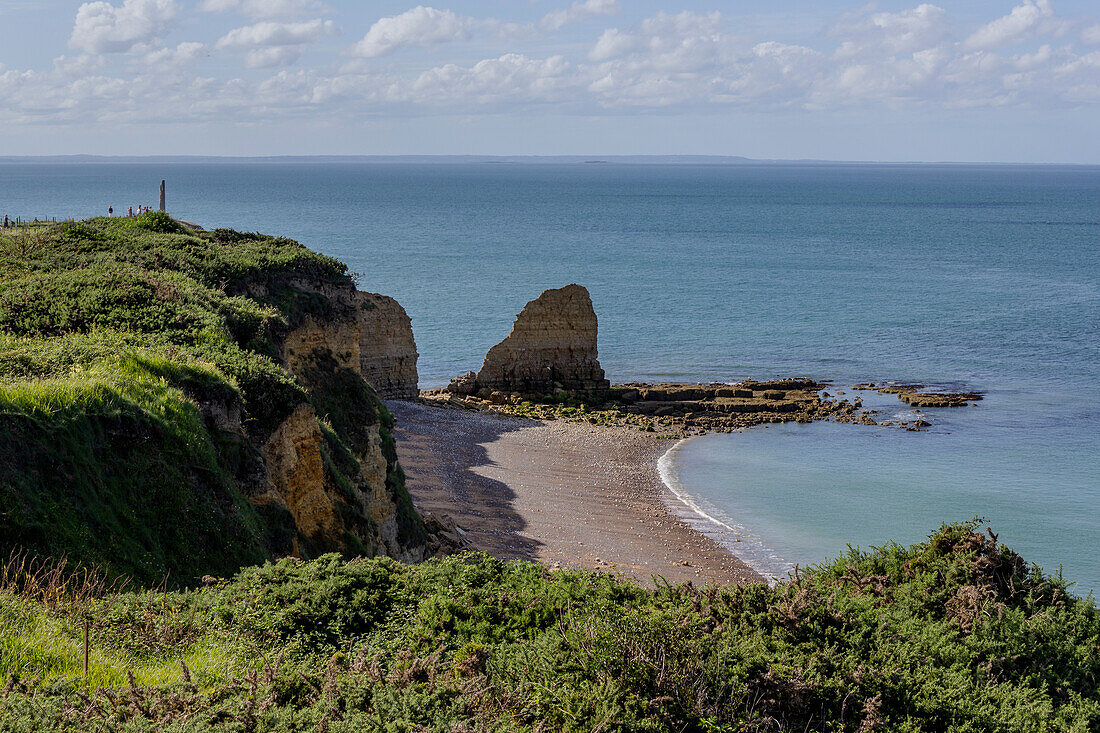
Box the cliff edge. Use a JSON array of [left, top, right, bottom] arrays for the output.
[[0, 213, 426, 584], [357, 292, 419, 399]]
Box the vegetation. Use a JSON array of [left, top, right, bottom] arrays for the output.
[[0, 214, 422, 585], [0, 521, 1097, 730], [4, 216, 1096, 729], [436, 392, 683, 435]]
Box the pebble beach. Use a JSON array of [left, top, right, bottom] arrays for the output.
[[389, 399, 760, 586]]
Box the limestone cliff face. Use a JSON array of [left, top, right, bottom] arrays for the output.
[[234, 275, 427, 563], [247, 277, 363, 376], [357, 292, 419, 399], [472, 284, 609, 394], [258, 403, 337, 546]]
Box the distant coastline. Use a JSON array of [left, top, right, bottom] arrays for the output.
[[2, 154, 1098, 167]]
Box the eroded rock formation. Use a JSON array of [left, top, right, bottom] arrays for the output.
[[258, 403, 337, 544], [357, 292, 419, 399], [225, 274, 429, 563], [454, 284, 609, 395]]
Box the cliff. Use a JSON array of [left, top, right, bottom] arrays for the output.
[[451, 284, 609, 396], [0, 213, 426, 584], [357, 292, 419, 399]]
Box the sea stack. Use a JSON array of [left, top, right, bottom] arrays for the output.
[[457, 284, 609, 395], [357, 291, 419, 398]]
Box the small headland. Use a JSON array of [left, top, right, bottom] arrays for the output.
[[0, 213, 461, 586]]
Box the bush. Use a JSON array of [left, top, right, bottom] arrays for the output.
[[0, 216, 388, 584], [0, 523, 1096, 730]]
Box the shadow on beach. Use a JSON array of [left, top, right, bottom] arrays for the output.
[[387, 400, 543, 561]]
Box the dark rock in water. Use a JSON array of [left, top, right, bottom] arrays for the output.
[[900, 392, 982, 408], [868, 383, 983, 408]]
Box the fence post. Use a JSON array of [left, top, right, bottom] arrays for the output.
[[83, 617, 90, 677]]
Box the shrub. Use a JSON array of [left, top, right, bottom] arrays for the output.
[[0, 523, 1096, 730]]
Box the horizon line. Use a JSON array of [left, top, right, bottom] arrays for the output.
[[1, 154, 1097, 167]]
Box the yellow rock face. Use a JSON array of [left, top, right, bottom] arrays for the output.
[[260, 403, 338, 544], [475, 284, 609, 393], [357, 292, 419, 399]]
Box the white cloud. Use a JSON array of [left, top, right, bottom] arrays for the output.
[[143, 41, 204, 66], [243, 46, 303, 68], [52, 54, 107, 74], [217, 19, 335, 68], [409, 53, 576, 105], [963, 0, 1054, 51], [198, 0, 324, 20], [69, 0, 178, 54], [352, 6, 472, 58], [1082, 24, 1100, 45], [217, 19, 334, 49], [540, 0, 619, 32], [590, 10, 725, 62], [4, 1, 1100, 128], [831, 4, 951, 57]]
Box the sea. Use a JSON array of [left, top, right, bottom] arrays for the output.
[[2, 159, 1097, 594]]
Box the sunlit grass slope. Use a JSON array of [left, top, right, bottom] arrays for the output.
[[0, 213, 408, 585]]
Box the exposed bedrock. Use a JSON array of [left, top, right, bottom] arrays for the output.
[[357, 292, 420, 399], [853, 383, 984, 407], [232, 275, 428, 562], [452, 284, 609, 395]]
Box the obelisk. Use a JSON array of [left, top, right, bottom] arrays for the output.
[[159, 180, 166, 212]]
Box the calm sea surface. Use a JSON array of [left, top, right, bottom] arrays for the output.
[[2, 161, 1098, 593]]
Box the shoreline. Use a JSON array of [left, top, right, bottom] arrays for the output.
[[389, 400, 762, 586], [657, 436, 795, 583]]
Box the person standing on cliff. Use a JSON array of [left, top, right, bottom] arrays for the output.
[[108, 206, 113, 217]]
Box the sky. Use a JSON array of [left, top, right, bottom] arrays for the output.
[[0, 0, 1098, 161]]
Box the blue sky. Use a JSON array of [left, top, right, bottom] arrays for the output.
[[1, 0, 1098, 161]]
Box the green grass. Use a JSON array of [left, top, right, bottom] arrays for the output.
[[0, 215, 424, 586], [0, 360, 270, 584], [0, 593, 253, 689], [0, 521, 1096, 730]]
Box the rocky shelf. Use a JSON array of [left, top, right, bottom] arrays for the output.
[[424, 378, 874, 435], [853, 383, 985, 408]]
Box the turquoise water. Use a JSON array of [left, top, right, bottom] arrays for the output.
[[2, 161, 1098, 592]]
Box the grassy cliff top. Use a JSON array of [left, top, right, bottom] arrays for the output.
[[0, 213, 347, 425], [0, 214, 404, 584]]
